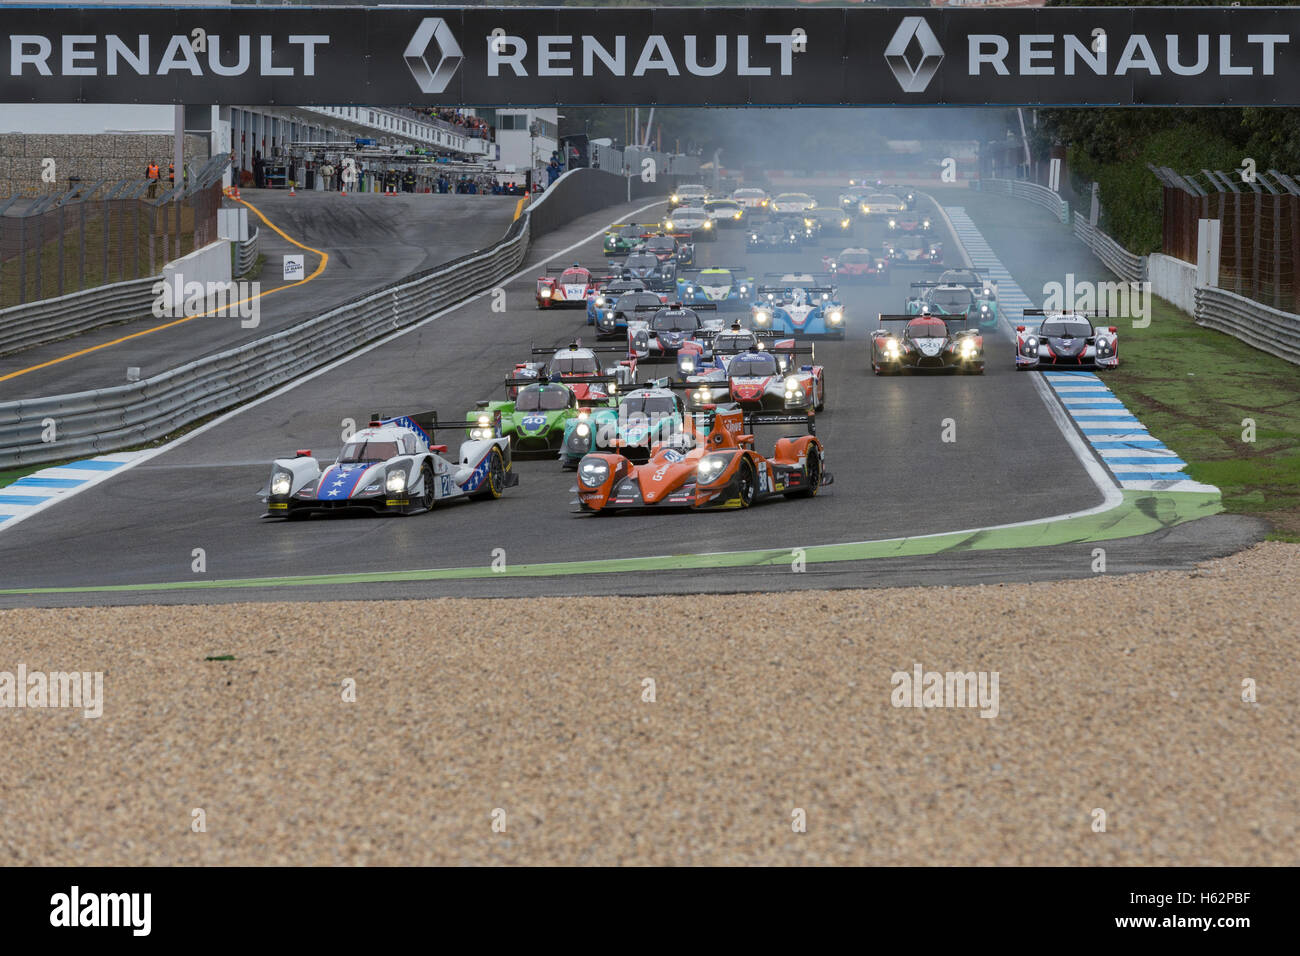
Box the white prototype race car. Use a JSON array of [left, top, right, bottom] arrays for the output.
[[261, 412, 515, 518]]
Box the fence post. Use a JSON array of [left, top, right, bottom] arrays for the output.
[[79, 200, 87, 291], [1197, 219, 1221, 288], [57, 203, 65, 298]]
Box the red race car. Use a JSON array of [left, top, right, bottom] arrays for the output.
[[824, 248, 890, 284], [536, 263, 612, 309]]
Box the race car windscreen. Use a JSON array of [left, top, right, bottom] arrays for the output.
[[560, 269, 587, 283], [909, 320, 948, 339], [941, 270, 981, 287], [643, 237, 675, 254], [1040, 319, 1095, 338], [707, 201, 741, 213], [616, 292, 663, 312], [729, 353, 779, 377], [698, 271, 733, 285], [734, 189, 765, 199], [339, 440, 399, 463], [899, 236, 925, 249], [613, 226, 642, 238], [625, 254, 658, 271], [759, 221, 786, 236], [516, 385, 572, 411], [552, 354, 599, 374], [929, 287, 974, 312], [652, 311, 701, 332], [620, 394, 677, 417], [840, 252, 875, 264]]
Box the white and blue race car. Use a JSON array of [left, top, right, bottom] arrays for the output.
[[751, 273, 846, 338], [261, 412, 515, 518], [676, 267, 756, 310]]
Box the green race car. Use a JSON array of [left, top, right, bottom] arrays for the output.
[[469, 376, 618, 456], [603, 222, 659, 257]]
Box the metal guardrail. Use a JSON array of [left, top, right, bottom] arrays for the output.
[[235, 227, 260, 277], [1072, 215, 1146, 284], [0, 216, 531, 468], [1195, 285, 1300, 366], [980, 177, 1070, 224], [0, 275, 159, 359]]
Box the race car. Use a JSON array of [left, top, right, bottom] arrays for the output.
[[635, 232, 695, 267], [627, 303, 724, 364], [752, 275, 845, 338], [907, 279, 997, 329], [536, 263, 610, 309], [824, 248, 890, 284], [885, 212, 932, 234], [676, 267, 756, 310], [260, 411, 515, 518], [731, 187, 770, 212], [573, 403, 830, 513], [871, 313, 985, 375], [603, 222, 660, 257], [613, 251, 679, 293], [704, 198, 746, 228], [747, 218, 803, 251], [664, 206, 714, 242], [934, 268, 1000, 324], [776, 211, 822, 244], [586, 277, 651, 325], [685, 337, 825, 412], [770, 192, 818, 214], [828, 212, 856, 238], [1015, 310, 1118, 370], [510, 343, 637, 397], [593, 289, 668, 338], [558, 378, 686, 467], [470, 374, 617, 455], [674, 323, 788, 379], [838, 188, 865, 212], [859, 192, 908, 220], [884, 235, 943, 266], [669, 183, 710, 210]]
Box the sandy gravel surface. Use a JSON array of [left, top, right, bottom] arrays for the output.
[[2, 542, 1297, 866]]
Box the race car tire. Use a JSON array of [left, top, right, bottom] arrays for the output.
[[737, 458, 758, 508], [472, 447, 507, 500], [787, 445, 822, 499], [815, 379, 826, 412], [418, 462, 435, 512]]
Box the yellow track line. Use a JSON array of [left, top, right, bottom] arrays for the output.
[[513, 197, 527, 221], [0, 194, 328, 384]]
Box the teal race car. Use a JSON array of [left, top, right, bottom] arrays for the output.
[[676, 266, 756, 310], [558, 379, 686, 468], [908, 271, 999, 328], [469, 375, 618, 457]]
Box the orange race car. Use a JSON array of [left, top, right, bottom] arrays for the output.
[[573, 403, 831, 513]]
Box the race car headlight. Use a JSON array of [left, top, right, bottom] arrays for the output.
[[884, 338, 900, 356], [733, 212, 742, 219], [680, 357, 696, 372], [270, 470, 293, 496], [751, 233, 758, 240], [923, 220, 931, 229], [876, 261, 886, 269], [739, 285, 748, 294], [670, 194, 679, 203], [980, 304, 989, 313], [754, 310, 771, 325], [696, 453, 731, 485], [595, 295, 606, 306], [575, 422, 591, 438], [888, 219, 896, 228], [804, 218, 813, 228], [703, 220, 713, 229], [961, 338, 977, 358], [1096, 337, 1114, 355], [469, 428, 490, 440], [664, 220, 674, 230], [827, 309, 843, 325], [841, 219, 851, 229], [385, 468, 407, 493], [477, 414, 491, 428], [578, 458, 610, 488], [861, 204, 870, 213]]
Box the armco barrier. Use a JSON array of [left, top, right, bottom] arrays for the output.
[[526, 166, 672, 240], [1072, 215, 1146, 284], [980, 177, 1070, 224], [0, 275, 159, 358], [1194, 285, 1300, 366], [0, 215, 530, 468], [235, 226, 260, 277]]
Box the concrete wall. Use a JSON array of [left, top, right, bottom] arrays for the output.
[[0, 133, 209, 198], [157, 239, 234, 314], [1149, 252, 1197, 315]]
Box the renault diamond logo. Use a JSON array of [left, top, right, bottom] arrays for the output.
[[405, 17, 463, 94], [885, 16, 944, 94]]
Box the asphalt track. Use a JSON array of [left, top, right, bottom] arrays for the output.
[[0, 190, 519, 400], [0, 189, 1263, 606]]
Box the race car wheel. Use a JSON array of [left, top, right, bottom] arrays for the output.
[[419, 462, 435, 512], [737, 458, 757, 508], [815, 379, 825, 412], [473, 447, 507, 500], [788, 445, 822, 499]]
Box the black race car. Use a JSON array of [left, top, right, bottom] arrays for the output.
[[594, 289, 667, 338], [871, 313, 985, 375], [614, 252, 678, 294], [1015, 310, 1118, 370], [747, 219, 802, 252]]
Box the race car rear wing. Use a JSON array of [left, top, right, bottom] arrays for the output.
[[874, 313, 978, 334], [531, 344, 633, 355], [744, 410, 818, 435], [631, 303, 718, 312], [764, 272, 835, 281], [1022, 309, 1109, 316], [502, 373, 620, 389], [676, 267, 749, 277], [755, 285, 836, 297]]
